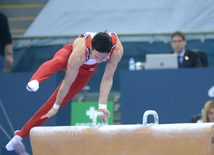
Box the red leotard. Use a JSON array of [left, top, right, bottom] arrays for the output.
[[15, 32, 117, 139]]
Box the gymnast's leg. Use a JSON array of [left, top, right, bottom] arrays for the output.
[[6, 72, 91, 151], [26, 47, 71, 92]]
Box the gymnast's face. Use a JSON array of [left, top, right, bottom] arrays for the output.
[[207, 107, 214, 122], [91, 50, 108, 63]]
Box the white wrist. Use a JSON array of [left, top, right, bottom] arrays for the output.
[[98, 104, 107, 109], [53, 103, 60, 110]]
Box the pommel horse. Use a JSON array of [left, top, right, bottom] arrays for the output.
[[30, 110, 214, 155]]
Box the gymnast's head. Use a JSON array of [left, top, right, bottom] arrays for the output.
[[91, 32, 112, 63]]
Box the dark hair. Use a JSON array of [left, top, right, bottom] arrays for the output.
[[91, 32, 112, 53], [171, 31, 186, 41]]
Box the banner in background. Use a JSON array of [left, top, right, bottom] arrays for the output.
[[71, 101, 113, 126]]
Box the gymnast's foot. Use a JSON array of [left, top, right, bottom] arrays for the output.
[[26, 80, 39, 92], [6, 135, 23, 151]]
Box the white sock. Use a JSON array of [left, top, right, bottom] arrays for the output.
[[26, 80, 39, 92], [6, 135, 23, 151]]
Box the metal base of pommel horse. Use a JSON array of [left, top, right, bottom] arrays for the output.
[[30, 110, 214, 155]]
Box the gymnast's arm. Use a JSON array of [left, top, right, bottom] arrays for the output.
[[41, 38, 86, 119], [98, 37, 123, 120]]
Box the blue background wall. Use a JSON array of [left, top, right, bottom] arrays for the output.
[[0, 73, 58, 154], [120, 68, 214, 124]]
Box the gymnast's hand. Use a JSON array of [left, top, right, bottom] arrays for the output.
[[97, 109, 110, 122], [41, 107, 58, 119]]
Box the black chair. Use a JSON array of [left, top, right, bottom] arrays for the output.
[[191, 114, 202, 123], [192, 50, 208, 67]]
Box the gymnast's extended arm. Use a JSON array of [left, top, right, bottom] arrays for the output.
[[41, 38, 86, 119], [98, 37, 123, 121]]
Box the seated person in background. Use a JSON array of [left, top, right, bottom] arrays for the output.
[[197, 100, 214, 123], [170, 31, 203, 68]]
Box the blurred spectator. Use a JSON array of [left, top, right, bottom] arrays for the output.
[[0, 11, 13, 72], [170, 31, 203, 68], [197, 100, 214, 123]]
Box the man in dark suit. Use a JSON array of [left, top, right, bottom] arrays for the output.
[[170, 31, 203, 68]]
